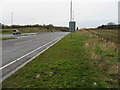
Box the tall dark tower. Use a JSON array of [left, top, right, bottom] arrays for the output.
[[69, 0, 76, 32]]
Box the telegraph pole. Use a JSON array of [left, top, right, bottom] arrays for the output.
[[33, 18, 34, 25], [11, 12, 14, 30], [32, 18, 35, 31]]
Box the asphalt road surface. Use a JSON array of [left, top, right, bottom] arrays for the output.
[[1, 33, 36, 38], [1, 32, 69, 82]]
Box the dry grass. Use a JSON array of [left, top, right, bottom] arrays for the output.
[[78, 30, 119, 85], [2, 30, 119, 88]]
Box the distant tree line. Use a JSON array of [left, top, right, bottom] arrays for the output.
[[1, 24, 69, 32], [97, 22, 119, 30], [97, 25, 119, 29]]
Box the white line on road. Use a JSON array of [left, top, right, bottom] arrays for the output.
[[14, 40, 32, 45], [0, 37, 61, 70], [0, 36, 65, 82]]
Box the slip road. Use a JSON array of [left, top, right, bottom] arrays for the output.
[[1, 32, 69, 82]]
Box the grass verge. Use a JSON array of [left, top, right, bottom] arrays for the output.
[[0, 37, 16, 40], [1, 27, 61, 34], [2, 30, 119, 88]]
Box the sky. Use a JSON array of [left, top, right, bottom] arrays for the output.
[[1, 0, 119, 28]]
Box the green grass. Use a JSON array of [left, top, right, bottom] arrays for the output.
[[1, 27, 61, 34], [0, 37, 16, 40], [2, 31, 118, 88], [88, 29, 119, 43]]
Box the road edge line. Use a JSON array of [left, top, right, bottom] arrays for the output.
[[1, 36, 65, 82]]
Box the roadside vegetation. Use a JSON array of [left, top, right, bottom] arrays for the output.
[[0, 37, 16, 40], [1, 24, 69, 34], [86, 29, 119, 44], [2, 30, 119, 88], [1, 28, 50, 34]]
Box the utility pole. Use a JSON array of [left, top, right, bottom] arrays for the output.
[[33, 18, 34, 25], [32, 18, 35, 31], [11, 12, 14, 30]]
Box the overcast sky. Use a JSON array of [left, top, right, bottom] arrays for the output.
[[1, 0, 119, 28]]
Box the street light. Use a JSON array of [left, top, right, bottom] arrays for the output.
[[33, 18, 35, 25], [11, 12, 14, 30]]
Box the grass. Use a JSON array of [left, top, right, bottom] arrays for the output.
[[2, 30, 119, 88], [0, 37, 16, 40], [88, 29, 119, 43], [1, 27, 61, 34]]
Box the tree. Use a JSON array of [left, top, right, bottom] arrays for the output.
[[47, 24, 54, 32], [107, 22, 116, 25]]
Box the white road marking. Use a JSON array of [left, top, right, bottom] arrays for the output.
[[17, 36, 29, 39], [0, 36, 65, 82], [0, 37, 61, 70], [14, 40, 32, 45]]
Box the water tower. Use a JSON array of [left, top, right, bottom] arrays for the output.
[[69, 0, 76, 32]]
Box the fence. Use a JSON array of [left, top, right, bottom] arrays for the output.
[[86, 29, 119, 44]]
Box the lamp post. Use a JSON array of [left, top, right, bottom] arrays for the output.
[[33, 18, 34, 25], [11, 12, 14, 30]]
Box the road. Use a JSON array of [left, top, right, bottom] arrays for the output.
[[0, 32, 69, 82], [1, 33, 36, 38]]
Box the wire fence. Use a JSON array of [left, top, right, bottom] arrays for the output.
[[86, 29, 119, 44]]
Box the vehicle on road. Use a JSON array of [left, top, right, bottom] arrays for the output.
[[13, 30, 21, 35]]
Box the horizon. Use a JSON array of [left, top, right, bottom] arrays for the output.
[[1, 22, 119, 29], [1, 0, 119, 28]]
